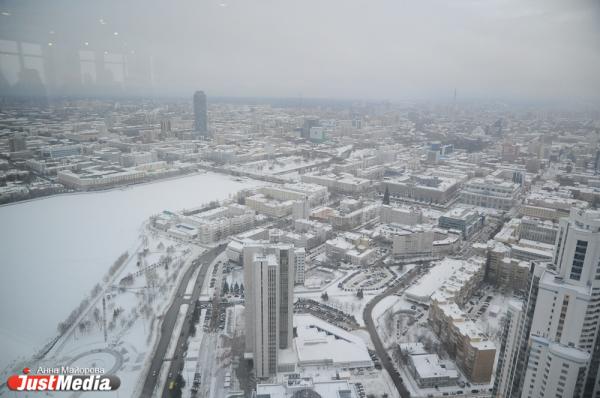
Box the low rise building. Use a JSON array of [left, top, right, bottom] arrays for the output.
[[301, 172, 370, 194], [380, 204, 424, 225], [58, 168, 146, 190], [312, 202, 379, 231], [290, 314, 374, 369], [120, 151, 158, 167], [380, 173, 460, 205], [384, 224, 434, 259], [438, 207, 484, 239], [405, 258, 484, 305], [519, 216, 558, 245], [325, 234, 376, 266], [256, 377, 357, 398], [40, 144, 82, 158], [407, 258, 497, 384], [460, 177, 521, 210], [407, 353, 459, 388], [246, 193, 295, 218], [520, 191, 588, 221], [183, 203, 255, 243], [485, 241, 530, 293]]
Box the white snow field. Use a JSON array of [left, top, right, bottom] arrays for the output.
[[0, 172, 260, 371]]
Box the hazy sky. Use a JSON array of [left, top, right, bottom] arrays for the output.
[[1, 0, 599, 101]]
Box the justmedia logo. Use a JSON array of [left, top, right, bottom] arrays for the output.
[[6, 368, 121, 392]]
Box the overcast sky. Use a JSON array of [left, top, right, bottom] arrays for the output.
[[1, 0, 599, 101]]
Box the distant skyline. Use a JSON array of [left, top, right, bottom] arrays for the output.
[[0, 0, 599, 102]]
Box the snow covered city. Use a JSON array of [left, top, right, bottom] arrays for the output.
[[1, 1, 600, 398]]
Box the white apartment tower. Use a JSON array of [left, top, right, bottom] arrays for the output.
[[496, 208, 600, 398], [243, 243, 295, 379], [493, 300, 527, 398]]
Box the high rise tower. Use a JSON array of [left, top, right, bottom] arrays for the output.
[[494, 208, 600, 397], [193, 90, 208, 137], [243, 243, 295, 378]]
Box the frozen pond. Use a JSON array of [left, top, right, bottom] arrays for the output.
[[0, 172, 259, 371]]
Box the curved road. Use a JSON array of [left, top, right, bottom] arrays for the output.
[[140, 244, 227, 397], [363, 264, 424, 398]]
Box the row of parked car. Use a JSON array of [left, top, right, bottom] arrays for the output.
[[294, 298, 359, 330]]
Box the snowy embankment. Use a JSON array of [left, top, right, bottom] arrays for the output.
[[0, 172, 261, 372]]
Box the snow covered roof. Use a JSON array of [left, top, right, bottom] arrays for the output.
[[405, 258, 483, 304], [293, 314, 373, 368], [410, 354, 459, 380]]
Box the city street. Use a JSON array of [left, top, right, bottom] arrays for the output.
[[363, 264, 425, 398], [140, 244, 228, 397]]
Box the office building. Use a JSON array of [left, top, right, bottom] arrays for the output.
[[438, 207, 484, 239], [193, 90, 208, 137]]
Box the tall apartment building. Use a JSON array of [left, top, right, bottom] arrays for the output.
[[493, 263, 543, 398], [494, 208, 600, 397], [294, 247, 306, 285], [243, 243, 295, 379], [493, 300, 526, 397]]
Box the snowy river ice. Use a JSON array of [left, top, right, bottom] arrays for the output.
[[0, 172, 259, 371]]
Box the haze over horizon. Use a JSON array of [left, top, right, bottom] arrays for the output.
[[0, 0, 599, 102]]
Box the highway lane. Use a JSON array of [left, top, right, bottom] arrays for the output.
[[363, 264, 425, 398], [140, 243, 227, 397]]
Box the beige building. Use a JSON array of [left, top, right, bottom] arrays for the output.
[[429, 299, 496, 383], [485, 241, 530, 293]]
